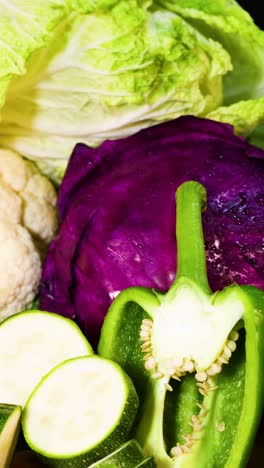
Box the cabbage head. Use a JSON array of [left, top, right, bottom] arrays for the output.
[[0, 0, 263, 181]]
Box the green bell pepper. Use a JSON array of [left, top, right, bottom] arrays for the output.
[[98, 181, 264, 468]]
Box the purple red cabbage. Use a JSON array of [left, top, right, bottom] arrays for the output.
[[39, 116, 264, 347]]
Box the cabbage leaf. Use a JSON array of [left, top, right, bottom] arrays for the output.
[[0, 0, 263, 181], [39, 116, 264, 346]]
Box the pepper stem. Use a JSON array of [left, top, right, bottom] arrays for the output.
[[175, 181, 211, 293]]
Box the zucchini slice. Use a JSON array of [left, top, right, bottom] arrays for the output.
[[0, 404, 22, 467], [0, 310, 93, 407], [90, 439, 147, 467], [22, 355, 139, 467]]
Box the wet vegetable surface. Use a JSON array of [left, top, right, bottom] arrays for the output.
[[40, 117, 264, 347], [98, 181, 264, 467]]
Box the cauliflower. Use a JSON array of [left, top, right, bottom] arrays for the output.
[[0, 149, 58, 321]]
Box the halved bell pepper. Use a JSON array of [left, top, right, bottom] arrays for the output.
[[98, 181, 264, 468]]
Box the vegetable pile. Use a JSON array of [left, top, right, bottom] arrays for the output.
[[1, 180, 264, 468], [0, 310, 144, 467], [40, 116, 264, 346], [0, 1, 263, 467]]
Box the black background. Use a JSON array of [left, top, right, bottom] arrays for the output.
[[238, 0, 263, 29]]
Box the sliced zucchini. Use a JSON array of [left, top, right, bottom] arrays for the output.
[[0, 310, 93, 407], [90, 439, 146, 467], [22, 355, 139, 467], [0, 404, 22, 467]]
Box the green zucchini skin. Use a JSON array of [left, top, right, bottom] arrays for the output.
[[90, 439, 150, 467], [22, 356, 139, 468], [0, 404, 19, 430], [0, 310, 93, 408], [0, 404, 22, 467]]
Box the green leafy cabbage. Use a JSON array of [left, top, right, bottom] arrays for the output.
[[0, 0, 263, 181]]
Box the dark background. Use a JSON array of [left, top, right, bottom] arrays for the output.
[[238, 0, 263, 29]]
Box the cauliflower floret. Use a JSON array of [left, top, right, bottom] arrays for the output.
[[0, 149, 58, 246], [0, 149, 59, 321], [23, 174, 58, 245], [0, 149, 34, 192], [0, 220, 41, 322], [0, 182, 22, 223]]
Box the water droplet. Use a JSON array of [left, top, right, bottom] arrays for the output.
[[204, 214, 213, 224], [247, 257, 257, 267], [233, 215, 242, 225], [238, 192, 248, 205], [219, 196, 228, 204], [134, 254, 141, 263], [235, 241, 246, 249], [233, 274, 241, 282], [212, 246, 221, 254], [242, 208, 251, 216], [255, 193, 264, 207], [215, 227, 224, 237]]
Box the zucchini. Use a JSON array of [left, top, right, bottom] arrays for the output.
[[0, 310, 93, 407], [22, 355, 139, 467], [90, 439, 146, 467], [0, 404, 22, 467]]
